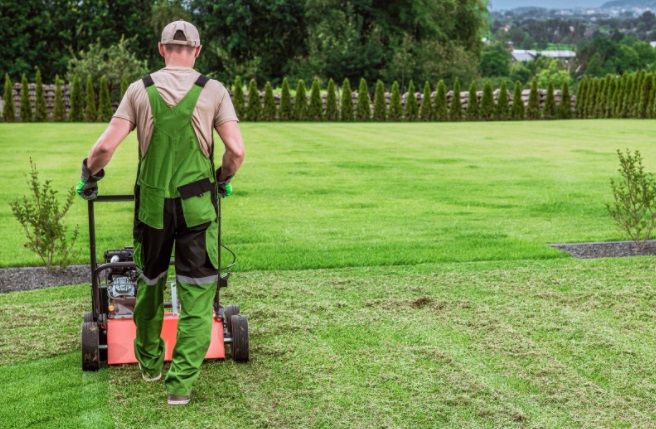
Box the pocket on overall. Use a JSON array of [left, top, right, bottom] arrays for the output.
[[178, 178, 217, 228], [138, 181, 165, 229], [205, 220, 219, 269]]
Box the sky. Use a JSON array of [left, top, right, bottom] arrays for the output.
[[490, 0, 605, 9]]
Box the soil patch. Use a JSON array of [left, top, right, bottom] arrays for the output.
[[548, 240, 656, 259], [0, 265, 90, 294]]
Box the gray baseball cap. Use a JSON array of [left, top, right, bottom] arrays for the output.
[[161, 20, 201, 47]]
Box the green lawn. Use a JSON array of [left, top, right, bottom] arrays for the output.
[[1, 121, 656, 428]]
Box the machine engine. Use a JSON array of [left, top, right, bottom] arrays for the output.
[[104, 247, 138, 318]]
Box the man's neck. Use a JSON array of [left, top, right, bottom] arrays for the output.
[[164, 57, 195, 68]]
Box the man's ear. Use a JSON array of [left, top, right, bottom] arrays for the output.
[[195, 45, 202, 58], [158, 43, 166, 58]]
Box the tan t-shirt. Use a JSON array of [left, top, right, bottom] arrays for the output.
[[113, 66, 238, 158]]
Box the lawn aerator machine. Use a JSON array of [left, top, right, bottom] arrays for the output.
[[81, 194, 248, 371]]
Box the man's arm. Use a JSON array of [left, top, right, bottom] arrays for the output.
[[216, 120, 245, 181], [87, 117, 135, 175]]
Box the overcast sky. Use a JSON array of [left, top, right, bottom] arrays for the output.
[[490, 0, 605, 9]]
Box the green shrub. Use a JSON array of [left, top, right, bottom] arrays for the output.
[[308, 77, 323, 121], [405, 80, 418, 122], [34, 68, 48, 122], [594, 78, 607, 119], [232, 76, 245, 120], [466, 81, 479, 121], [511, 81, 525, 120], [340, 78, 354, 122], [84, 75, 97, 122], [262, 81, 277, 121], [639, 73, 653, 119], [9, 159, 79, 270], [586, 78, 599, 119], [279, 77, 293, 121], [496, 80, 510, 121], [3, 73, 14, 122], [558, 81, 572, 120], [576, 78, 588, 119], [325, 79, 338, 122], [97, 75, 112, 122], [419, 81, 433, 121], [120, 76, 128, 100], [480, 80, 494, 121], [435, 80, 448, 122], [69, 75, 83, 122], [543, 81, 557, 120], [449, 79, 462, 121], [356, 78, 371, 121], [20, 74, 32, 122], [620, 74, 633, 118], [53, 75, 65, 122], [526, 78, 540, 120], [294, 79, 308, 121], [388, 81, 402, 121], [605, 78, 616, 118], [614, 75, 625, 118], [372, 80, 386, 122], [246, 78, 261, 121]]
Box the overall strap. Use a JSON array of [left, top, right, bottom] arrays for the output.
[[172, 74, 208, 118]]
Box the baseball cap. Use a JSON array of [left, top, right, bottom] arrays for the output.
[[161, 20, 201, 47]]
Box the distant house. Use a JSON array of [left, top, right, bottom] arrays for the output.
[[650, 41, 656, 48], [511, 49, 576, 63]]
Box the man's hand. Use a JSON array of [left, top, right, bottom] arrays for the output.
[[216, 167, 234, 198], [77, 158, 105, 200]]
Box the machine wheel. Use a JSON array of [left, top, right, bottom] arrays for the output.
[[83, 312, 94, 323], [81, 322, 100, 371], [230, 315, 249, 362], [224, 304, 240, 335]]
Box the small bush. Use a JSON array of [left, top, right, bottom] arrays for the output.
[[526, 78, 540, 120], [340, 78, 354, 122], [388, 81, 402, 121], [466, 81, 478, 121], [511, 81, 524, 120], [20, 74, 32, 122], [496, 80, 510, 121], [308, 77, 323, 121], [120, 76, 128, 100], [97, 75, 112, 122], [576, 78, 588, 119], [559, 81, 572, 120], [246, 78, 261, 121], [262, 81, 277, 121], [279, 77, 293, 121], [606, 149, 656, 250], [294, 79, 308, 121], [53, 75, 65, 122], [373, 80, 386, 122], [543, 81, 557, 120], [435, 80, 447, 122], [480, 81, 494, 121], [84, 75, 97, 122], [35, 68, 48, 122], [232, 76, 245, 120], [9, 159, 79, 270], [419, 81, 433, 121], [405, 80, 418, 122], [449, 79, 462, 122], [69, 75, 84, 122], [325, 79, 338, 122], [356, 78, 371, 121], [3, 73, 14, 122], [639, 73, 653, 119]]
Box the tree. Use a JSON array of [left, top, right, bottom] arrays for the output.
[[526, 78, 540, 120], [480, 80, 494, 121], [496, 80, 510, 121], [389, 81, 403, 121], [419, 81, 433, 121], [120, 76, 128, 101], [340, 78, 354, 122], [325, 79, 338, 121], [20, 74, 32, 122], [621, 74, 633, 118], [262, 81, 277, 121], [280, 77, 293, 121], [480, 42, 512, 77], [84, 75, 97, 122], [34, 68, 47, 122], [3, 73, 14, 122], [605, 77, 617, 118], [449, 79, 462, 121], [405, 80, 418, 122], [233, 76, 245, 120], [53, 75, 65, 122], [559, 81, 572, 120], [373, 80, 387, 122], [543, 81, 557, 120], [294, 79, 308, 121], [511, 81, 525, 120], [639, 73, 653, 119], [246, 78, 261, 121], [576, 78, 588, 119], [613, 76, 625, 118], [308, 77, 323, 121], [69, 75, 83, 122], [594, 78, 607, 119], [97, 76, 112, 122], [356, 78, 371, 121], [435, 80, 448, 122], [466, 81, 479, 121]]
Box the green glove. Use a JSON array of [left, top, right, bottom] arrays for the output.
[[216, 167, 234, 198], [77, 158, 105, 200]]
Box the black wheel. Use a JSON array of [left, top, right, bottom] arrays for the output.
[[81, 322, 100, 371], [230, 315, 249, 362], [224, 304, 240, 335], [83, 312, 94, 323]]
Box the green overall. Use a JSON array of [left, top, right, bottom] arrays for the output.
[[133, 74, 219, 396]]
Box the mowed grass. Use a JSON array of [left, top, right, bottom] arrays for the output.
[[2, 121, 655, 270]]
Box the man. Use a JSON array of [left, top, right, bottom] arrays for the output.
[[77, 20, 245, 406]]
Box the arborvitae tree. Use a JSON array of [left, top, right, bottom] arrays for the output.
[[594, 78, 606, 119], [449, 79, 462, 121], [356, 78, 371, 121], [84, 75, 97, 122], [511, 81, 525, 120], [325, 79, 338, 121], [650, 78, 656, 119], [34, 68, 47, 122], [480, 81, 494, 121], [605, 77, 616, 118], [576, 78, 588, 119], [53, 75, 64, 122], [69, 75, 83, 122], [3, 74, 14, 122], [603, 74, 614, 118], [340, 78, 354, 122], [558, 81, 572, 120], [621, 75, 633, 118], [294, 79, 308, 121], [97, 75, 112, 122], [613, 76, 625, 118], [405, 80, 418, 121], [639, 73, 653, 119], [496, 80, 510, 121], [466, 81, 479, 121], [232, 76, 245, 120], [20, 74, 32, 122], [543, 81, 557, 120], [262, 81, 277, 121], [246, 78, 261, 121], [526, 79, 540, 120], [120, 76, 128, 100], [389, 81, 402, 121], [308, 77, 323, 121], [419, 81, 433, 121], [435, 80, 448, 122], [632, 70, 645, 117], [280, 77, 293, 121], [373, 80, 387, 121]]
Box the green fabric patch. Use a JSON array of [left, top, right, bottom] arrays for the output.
[[206, 220, 219, 269]]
